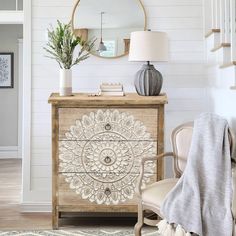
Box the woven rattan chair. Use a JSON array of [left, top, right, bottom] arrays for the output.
[[134, 122, 236, 236]]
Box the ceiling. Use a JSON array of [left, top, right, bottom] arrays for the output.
[[73, 0, 145, 29]]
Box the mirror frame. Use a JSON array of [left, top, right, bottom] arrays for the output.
[[71, 0, 147, 59]]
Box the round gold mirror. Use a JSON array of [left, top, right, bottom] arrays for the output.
[[71, 0, 146, 59]]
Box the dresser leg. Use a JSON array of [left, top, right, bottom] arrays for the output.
[[52, 208, 59, 230]]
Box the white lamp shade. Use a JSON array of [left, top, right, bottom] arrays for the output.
[[129, 31, 168, 62]]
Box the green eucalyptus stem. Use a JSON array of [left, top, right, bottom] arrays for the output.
[[44, 20, 95, 69]]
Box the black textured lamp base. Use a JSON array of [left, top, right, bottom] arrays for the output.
[[134, 64, 163, 96]]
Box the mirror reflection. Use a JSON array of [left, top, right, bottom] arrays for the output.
[[72, 0, 146, 58]]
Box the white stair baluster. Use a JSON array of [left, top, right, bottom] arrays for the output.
[[220, 0, 226, 42], [211, 0, 216, 28], [230, 0, 236, 61], [225, 0, 231, 43], [216, 0, 221, 29], [204, 0, 212, 34]]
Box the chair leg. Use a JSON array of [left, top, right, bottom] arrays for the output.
[[134, 203, 144, 236]]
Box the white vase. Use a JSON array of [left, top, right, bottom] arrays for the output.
[[59, 69, 72, 96]]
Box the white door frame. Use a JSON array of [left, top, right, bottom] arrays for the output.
[[21, 0, 32, 204], [18, 38, 23, 159]]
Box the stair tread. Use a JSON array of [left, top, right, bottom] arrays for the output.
[[219, 61, 236, 68], [205, 29, 221, 38], [211, 43, 231, 52]]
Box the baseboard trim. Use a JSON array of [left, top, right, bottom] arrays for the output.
[[20, 202, 52, 212], [0, 146, 18, 159]]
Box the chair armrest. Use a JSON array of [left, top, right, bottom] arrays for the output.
[[136, 152, 174, 197], [232, 163, 236, 221]]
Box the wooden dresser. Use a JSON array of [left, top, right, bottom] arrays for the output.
[[48, 93, 168, 229]]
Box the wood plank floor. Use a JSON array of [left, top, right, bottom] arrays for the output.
[[0, 159, 137, 230], [0, 159, 51, 230]]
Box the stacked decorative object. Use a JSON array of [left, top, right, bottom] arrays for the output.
[[99, 83, 124, 96]]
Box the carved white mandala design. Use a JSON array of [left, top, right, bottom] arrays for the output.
[[59, 109, 156, 205]]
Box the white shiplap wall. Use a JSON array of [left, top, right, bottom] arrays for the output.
[[26, 0, 207, 207], [207, 64, 236, 134]]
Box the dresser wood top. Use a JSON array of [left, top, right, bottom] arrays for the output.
[[48, 93, 168, 106]]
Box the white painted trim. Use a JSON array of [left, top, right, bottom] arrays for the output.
[[21, 0, 32, 205], [18, 38, 23, 159], [0, 11, 23, 24], [16, 0, 18, 11], [0, 146, 18, 159], [21, 202, 51, 213]]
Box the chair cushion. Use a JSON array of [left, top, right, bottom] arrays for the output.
[[141, 173, 236, 220], [142, 178, 179, 208]]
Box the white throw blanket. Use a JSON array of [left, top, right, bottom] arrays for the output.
[[157, 113, 234, 236]]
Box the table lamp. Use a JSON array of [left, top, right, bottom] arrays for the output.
[[129, 31, 168, 96]]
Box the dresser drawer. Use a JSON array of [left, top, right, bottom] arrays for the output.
[[59, 108, 158, 141], [59, 140, 157, 173], [58, 169, 156, 207]]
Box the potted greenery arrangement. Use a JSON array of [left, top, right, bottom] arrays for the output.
[[44, 20, 95, 96]]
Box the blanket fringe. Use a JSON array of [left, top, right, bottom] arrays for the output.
[[157, 219, 191, 236]]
